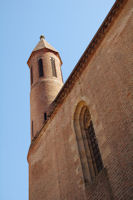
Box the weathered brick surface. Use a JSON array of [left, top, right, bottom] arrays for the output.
[[28, 0, 133, 199], [86, 169, 113, 200]]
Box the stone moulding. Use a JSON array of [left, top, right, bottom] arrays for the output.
[[28, 0, 128, 155]]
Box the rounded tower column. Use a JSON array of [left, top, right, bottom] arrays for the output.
[[27, 35, 63, 140]]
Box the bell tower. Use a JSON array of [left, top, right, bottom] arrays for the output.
[[27, 35, 63, 140]]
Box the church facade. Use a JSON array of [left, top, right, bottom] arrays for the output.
[[27, 0, 133, 199]]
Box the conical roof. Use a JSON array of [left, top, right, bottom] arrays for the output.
[[33, 35, 58, 53], [27, 35, 62, 66]]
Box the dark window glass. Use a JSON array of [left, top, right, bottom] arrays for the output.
[[86, 120, 103, 175], [38, 59, 44, 77], [44, 113, 47, 121], [30, 66, 33, 85], [32, 121, 34, 138], [51, 57, 57, 77]]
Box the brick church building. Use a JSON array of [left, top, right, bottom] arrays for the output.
[[27, 0, 133, 199]]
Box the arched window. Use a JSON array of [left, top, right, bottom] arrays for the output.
[[74, 101, 103, 184], [83, 108, 103, 175], [30, 66, 33, 85], [50, 57, 57, 77], [38, 59, 44, 77]]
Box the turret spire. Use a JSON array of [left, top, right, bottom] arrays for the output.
[[27, 36, 63, 140]]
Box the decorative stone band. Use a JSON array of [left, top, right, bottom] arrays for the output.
[[28, 0, 128, 153]]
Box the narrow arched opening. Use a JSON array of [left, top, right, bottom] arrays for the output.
[[74, 101, 103, 184], [38, 58, 44, 77]]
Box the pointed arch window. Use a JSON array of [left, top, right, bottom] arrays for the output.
[[74, 102, 103, 184], [38, 59, 44, 77], [50, 57, 57, 77]]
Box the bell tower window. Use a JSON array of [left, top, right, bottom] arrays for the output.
[[30, 66, 33, 85], [38, 59, 44, 77], [50, 57, 57, 77]]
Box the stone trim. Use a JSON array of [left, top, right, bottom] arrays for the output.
[[28, 0, 128, 155]]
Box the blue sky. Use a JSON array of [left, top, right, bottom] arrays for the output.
[[0, 0, 115, 199]]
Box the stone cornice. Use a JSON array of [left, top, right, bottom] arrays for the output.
[[27, 0, 128, 158]]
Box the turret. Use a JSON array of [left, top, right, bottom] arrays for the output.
[[27, 35, 63, 140]]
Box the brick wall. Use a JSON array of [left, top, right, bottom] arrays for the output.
[[29, 50, 63, 139], [28, 0, 133, 199]]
